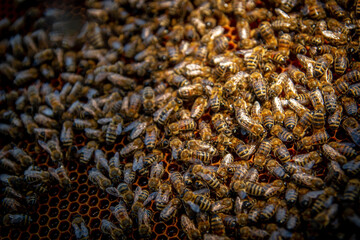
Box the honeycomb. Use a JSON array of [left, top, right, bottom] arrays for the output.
[[0, 0, 360, 240]]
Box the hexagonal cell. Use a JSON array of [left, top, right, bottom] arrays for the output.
[[90, 229, 102, 239], [59, 199, 69, 209], [59, 221, 70, 232], [75, 135, 85, 145], [138, 176, 148, 186], [89, 207, 100, 217], [59, 210, 70, 220], [78, 184, 88, 193], [88, 186, 98, 195], [58, 189, 69, 199], [99, 199, 109, 209], [88, 196, 98, 206], [97, 190, 107, 198], [79, 194, 89, 204], [60, 232, 71, 240], [166, 226, 178, 237], [49, 187, 60, 197], [39, 226, 49, 237], [69, 192, 79, 202], [39, 215, 49, 226], [37, 154, 48, 164], [49, 197, 60, 207], [29, 235, 40, 240], [69, 202, 80, 212], [69, 172, 78, 181], [155, 222, 166, 235], [49, 229, 60, 239], [49, 218, 60, 228], [9, 230, 20, 239], [80, 205, 89, 214], [48, 207, 59, 218], [90, 218, 100, 228], [78, 174, 88, 184], [39, 195, 49, 204], [99, 210, 110, 219], [38, 205, 49, 215], [29, 223, 39, 234]]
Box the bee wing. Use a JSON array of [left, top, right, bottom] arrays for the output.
[[133, 155, 144, 172], [38, 140, 51, 154], [80, 222, 89, 238], [144, 192, 157, 206], [193, 188, 210, 196], [48, 167, 60, 182], [130, 122, 147, 140], [72, 223, 82, 239], [106, 187, 121, 197], [306, 190, 325, 199], [186, 201, 200, 213], [134, 186, 142, 203], [97, 118, 112, 125], [116, 123, 123, 136]]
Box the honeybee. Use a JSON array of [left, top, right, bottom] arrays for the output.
[[13, 68, 38, 87], [342, 117, 360, 146], [45, 91, 65, 117], [79, 141, 97, 165], [190, 95, 208, 120], [71, 215, 89, 240], [1, 197, 23, 212], [271, 124, 294, 142], [343, 179, 360, 202], [60, 121, 73, 147], [293, 111, 313, 139], [160, 198, 181, 222], [88, 168, 111, 190], [38, 135, 63, 164], [148, 162, 164, 192], [266, 159, 290, 180], [49, 163, 72, 191], [293, 151, 322, 167], [261, 109, 274, 130], [155, 182, 172, 210], [250, 72, 267, 102], [101, 219, 125, 240], [181, 214, 201, 240], [138, 208, 152, 238], [253, 139, 271, 171], [211, 198, 233, 214], [120, 138, 144, 157], [292, 172, 324, 190], [110, 201, 133, 230], [212, 113, 231, 137], [328, 142, 356, 158], [170, 171, 186, 197], [107, 73, 135, 90], [209, 84, 223, 113], [183, 190, 212, 212], [259, 21, 278, 48], [166, 119, 197, 136], [2, 214, 32, 227], [271, 138, 291, 162], [297, 130, 329, 151], [322, 144, 347, 165], [285, 182, 299, 206], [235, 105, 266, 137]]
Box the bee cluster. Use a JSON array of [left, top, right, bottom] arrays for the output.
[[0, 0, 360, 239]]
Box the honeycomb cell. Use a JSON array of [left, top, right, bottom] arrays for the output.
[[167, 226, 178, 237], [77, 164, 87, 174], [90, 218, 100, 228], [59, 199, 69, 209], [90, 229, 102, 239], [167, 163, 179, 172], [79, 194, 89, 203], [99, 210, 110, 219], [75, 135, 85, 144], [78, 174, 87, 184], [38, 194, 49, 204], [97, 190, 107, 198], [69, 202, 80, 212], [156, 235, 168, 240], [29, 235, 40, 240], [59, 210, 70, 220], [155, 222, 167, 234], [59, 221, 70, 232], [38, 205, 49, 215], [60, 232, 71, 240], [69, 172, 78, 181], [68, 162, 78, 172], [58, 190, 69, 200], [99, 199, 109, 209], [49, 229, 60, 239], [69, 192, 79, 202], [80, 205, 89, 214], [49, 218, 60, 228], [138, 176, 148, 186], [88, 186, 98, 195], [48, 207, 59, 218], [88, 196, 98, 206], [9, 230, 19, 239], [39, 215, 49, 226], [49, 187, 60, 197], [29, 223, 39, 234], [78, 184, 88, 193], [39, 226, 49, 237], [49, 197, 60, 207]]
